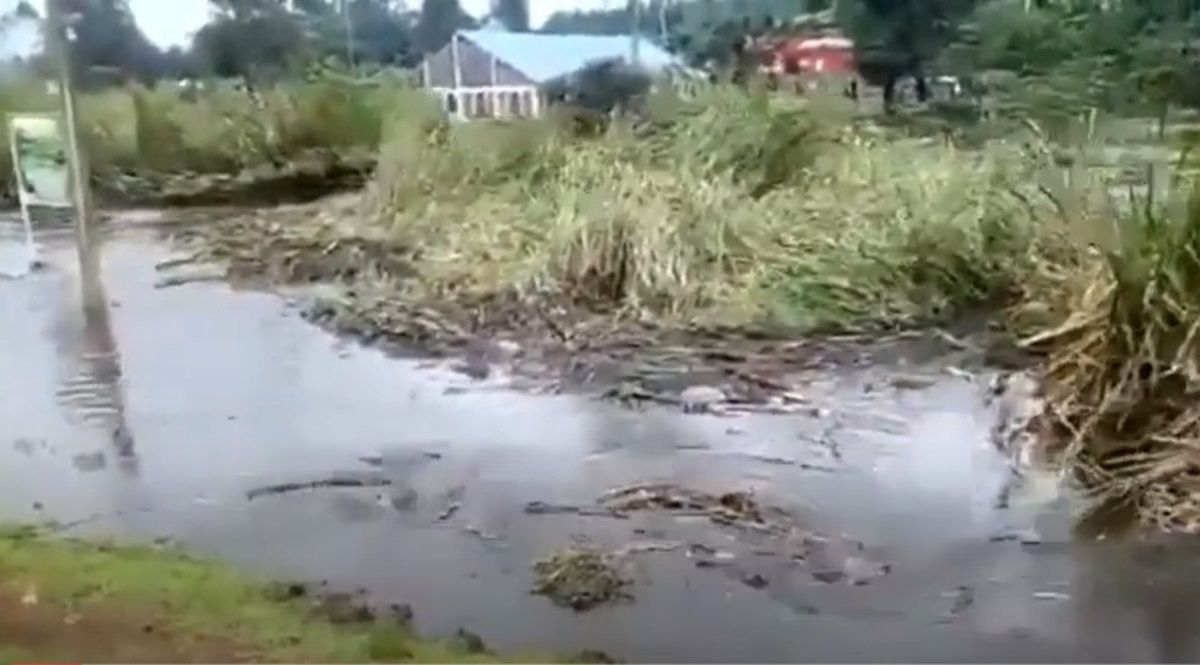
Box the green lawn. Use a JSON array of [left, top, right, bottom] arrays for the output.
[[0, 526, 529, 664]]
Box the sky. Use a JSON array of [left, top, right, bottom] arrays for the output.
[[0, 0, 623, 52]]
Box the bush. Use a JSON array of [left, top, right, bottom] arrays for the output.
[[1019, 164, 1200, 506]]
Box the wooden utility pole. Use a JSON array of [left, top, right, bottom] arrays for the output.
[[46, 0, 103, 312]]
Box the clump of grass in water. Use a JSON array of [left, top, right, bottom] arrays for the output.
[[1018, 155, 1200, 531], [531, 546, 631, 611]]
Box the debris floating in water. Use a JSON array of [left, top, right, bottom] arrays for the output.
[[938, 585, 975, 623], [889, 375, 937, 390], [437, 502, 461, 521], [71, 451, 107, 472], [531, 546, 632, 611], [523, 501, 627, 518], [246, 473, 391, 500], [614, 540, 683, 556], [601, 483, 773, 530], [153, 270, 226, 289], [741, 573, 769, 589]]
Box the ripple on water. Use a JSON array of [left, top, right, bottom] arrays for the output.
[[53, 310, 128, 432]]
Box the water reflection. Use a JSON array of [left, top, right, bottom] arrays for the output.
[[51, 228, 138, 475]]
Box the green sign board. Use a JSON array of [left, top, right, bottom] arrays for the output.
[[8, 112, 71, 209], [2, 113, 69, 276]]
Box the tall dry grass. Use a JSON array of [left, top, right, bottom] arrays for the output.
[[1013, 151, 1200, 521], [371, 87, 1067, 330]]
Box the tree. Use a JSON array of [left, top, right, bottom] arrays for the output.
[[414, 0, 475, 54], [841, 0, 978, 111], [541, 0, 695, 36], [347, 0, 416, 64], [941, 0, 1200, 124], [194, 2, 308, 81], [539, 0, 792, 69], [159, 46, 199, 79], [0, 1, 39, 63], [56, 0, 170, 86], [14, 1, 37, 19], [493, 0, 529, 31], [0, 1, 39, 37], [292, 0, 332, 13], [304, 0, 416, 66], [541, 8, 632, 34], [211, 0, 290, 19]]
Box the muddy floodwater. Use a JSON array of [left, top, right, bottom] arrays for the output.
[[8, 214, 1200, 662]]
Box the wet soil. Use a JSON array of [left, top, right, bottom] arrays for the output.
[[246, 472, 393, 501], [0, 588, 246, 663], [9, 214, 1200, 661]]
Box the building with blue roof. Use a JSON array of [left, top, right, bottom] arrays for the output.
[[420, 30, 680, 120]]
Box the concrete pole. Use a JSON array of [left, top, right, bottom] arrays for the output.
[[342, 0, 357, 73], [451, 33, 465, 119], [658, 0, 669, 43], [46, 0, 103, 313], [630, 0, 642, 64]]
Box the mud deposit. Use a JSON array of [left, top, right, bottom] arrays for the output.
[[8, 215, 1200, 661]]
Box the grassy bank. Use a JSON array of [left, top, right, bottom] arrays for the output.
[[0, 527, 512, 663], [1, 75, 407, 202]]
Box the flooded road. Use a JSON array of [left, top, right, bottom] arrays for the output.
[[5, 215, 1200, 662]]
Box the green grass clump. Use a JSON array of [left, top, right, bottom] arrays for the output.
[[0, 526, 512, 663], [1017, 172, 1200, 515]]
